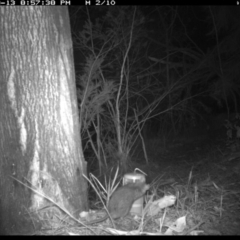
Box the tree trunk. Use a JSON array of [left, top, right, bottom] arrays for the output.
[[0, 7, 88, 234]]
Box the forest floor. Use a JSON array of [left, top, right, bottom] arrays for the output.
[[51, 122, 240, 235], [127, 124, 240, 235]]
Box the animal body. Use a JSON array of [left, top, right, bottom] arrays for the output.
[[86, 181, 150, 225]]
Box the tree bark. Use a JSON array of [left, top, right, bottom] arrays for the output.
[[0, 7, 88, 234]]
